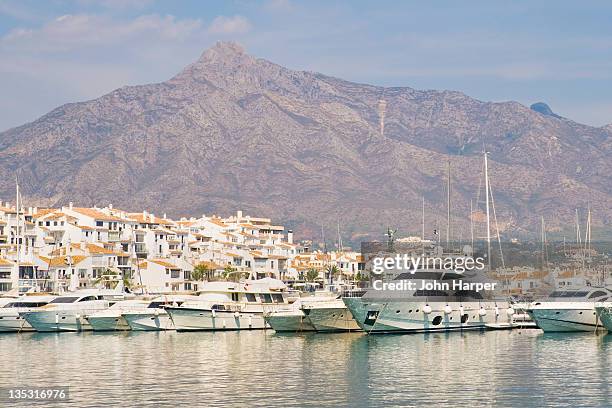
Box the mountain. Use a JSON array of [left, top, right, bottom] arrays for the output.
[[0, 42, 610, 241]]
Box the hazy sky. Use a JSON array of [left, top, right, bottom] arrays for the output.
[[1, 0, 611, 131]]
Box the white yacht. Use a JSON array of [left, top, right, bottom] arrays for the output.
[[302, 297, 361, 332], [123, 295, 198, 331], [166, 278, 292, 331], [21, 288, 132, 332], [595, 302, 612, 331], [343, 250, 514, 334], [87, 299, 151, 331], [264, 292, 342, 332], [0, 295, 56, 332], [527, 287, 612, 332]]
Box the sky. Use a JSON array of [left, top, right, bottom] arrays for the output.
[[0, 0, 611, 131]]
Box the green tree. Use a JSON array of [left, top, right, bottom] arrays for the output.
[[305, 268, 320, 282], [192, 263, 210, 282], [354, 271, 368, 282], [326, 265, 340, 281], [222, 265, 237, 281]]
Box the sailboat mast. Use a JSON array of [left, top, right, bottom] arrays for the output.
[[470, 199, 474, 249], [446, 161, 451, 246], [15, 180, 20, 283], [421, 196, 425, 240], [484, 152, 492, 267]]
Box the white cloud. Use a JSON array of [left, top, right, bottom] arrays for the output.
[[1, 13, 204, 52], [208, 15, 251, 35]]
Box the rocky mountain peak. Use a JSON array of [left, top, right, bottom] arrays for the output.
[[197, 41, 247, 63], [0, 42, 610, 239]]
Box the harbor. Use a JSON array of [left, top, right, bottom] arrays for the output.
[[1, 329, 610, 407]]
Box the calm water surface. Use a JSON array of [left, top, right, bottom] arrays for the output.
[[0, 329, 610, 407]]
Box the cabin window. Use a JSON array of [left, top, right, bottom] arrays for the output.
[[260, 294, 273, 304], [245, 293, 256, 302], [96, 221, 103, 227], [271, 294, 284, 303], [231, 293, 239, 302], [78, 296, 98, 302], [414, 290, 449, 297], [588, 291, 608, 299], [432, 316, 443, 325], [50, 297, 79, 304]]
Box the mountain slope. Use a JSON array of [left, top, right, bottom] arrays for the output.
[[1, 42, 610, 240]]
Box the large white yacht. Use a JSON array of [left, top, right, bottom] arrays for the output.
[[595, 302, 612, 331], [302, 297, 361, 332], [87, 299, 151, 331], [527, 287, 612, 332], [21, 288, 132, 332], [166, 278, 292, 331], [264, 291, 345, 332], [0, 295, 56, 332], [122, 295, 199, 331], [343, 247, 514, 334]]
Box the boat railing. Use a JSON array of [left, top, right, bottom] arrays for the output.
[[342, 289, 367, 298]]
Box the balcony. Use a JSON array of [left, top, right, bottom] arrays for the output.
[[108, 231, 121, 242]]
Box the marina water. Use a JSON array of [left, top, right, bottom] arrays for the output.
[[1, 330, 610, 407]]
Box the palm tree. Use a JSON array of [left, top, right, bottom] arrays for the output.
[[305, 268, 320, 282], [192, 263, 210, 282], [326, 265, 340, 282]]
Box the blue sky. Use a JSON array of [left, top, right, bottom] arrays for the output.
[[0, 0, 611, 131]]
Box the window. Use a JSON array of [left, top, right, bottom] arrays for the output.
[[414, 290, 449, 297], [588, 291, 608, 299], [50, 297, 79, 304], [550, 291, 589, 298], [245, 293, 256, 302], [454, 290, 483, 300], [231, 293, 239, 302], [78, 296, 98, 302], [96, 221, 103, 227], [432, 316, 443, 326], [260, 293, 273, 303], [272, 293, 284, 303]]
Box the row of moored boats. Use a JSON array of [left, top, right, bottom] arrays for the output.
[[1, 277, 611, 334]]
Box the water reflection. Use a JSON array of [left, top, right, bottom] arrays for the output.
[[0, 330, 609, 407]]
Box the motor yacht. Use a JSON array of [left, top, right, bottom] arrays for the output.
[[21, 288, 133, 332], [527, 287, 612, 332], [264, 291, 341, 332], [166, 278, 292, 331], [123, 295, 198, 331], [302, 297, 361, 332], [87, 299, 151, 331], [343, 247, 514, 334], [0, 295, 56, 332]]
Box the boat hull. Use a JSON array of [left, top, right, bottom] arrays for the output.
[[305, 306, 361, 332], [528, 306, 602, 332], [595, 304, 612, 331], [123, 312, 174, 331], [265, 311, 315, 332], [22, 310, 94, 332], [87, 315, 130, 331], [343, 298, 513, 334], [0, 312, 34, 332], [167, 307, 268, 331]]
